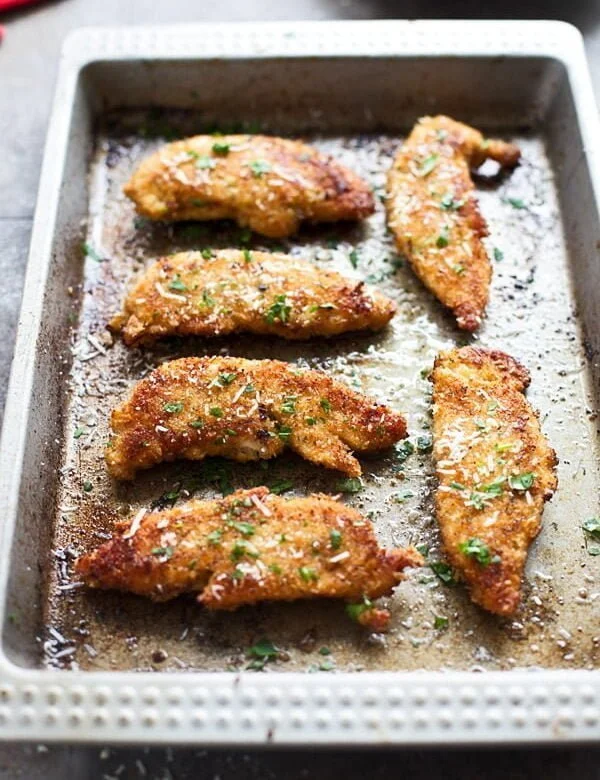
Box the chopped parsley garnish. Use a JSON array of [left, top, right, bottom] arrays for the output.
[[232, 567, 245, 580], [201, 248, 214, 259], [305, 416, 318, 426], [265, 294, 291, 324], [243, 248, 253, 263], [319, 646, 331, 655], [169, 275, 187, 292], [416, 434, 432, 452], [417, 153, 438, 177], [212, 141, 230, 155], [583, 517, 600, 538], [189, 419, 205, 429], [199, 289, 215, 309], [82, 481, 93, 493], [247, 638, 278, 658], [151, 486, 180, 510], [180, 224, 207, 240], [494, 247, 504, 262], [415, 543, 429, 556], [151, 546, 174, 559], [238, 228, 252, 245], [458, 537, 500, 566], [393, 490, 414, 503], [73, 427, 87, 439], [218, 372, 237, 386], [209, 407, 223, 418], [583, 518, 600, 555], [450, 482, 466, 491], [277, 426, 292, 441], [202, 459, 233, 496], [479, 478, 505, 496], [505, 197, 525, 210], [430, 561, 456, 585], [243, 383, 255, 395], [395, 440, 415, 462], [195, 155, 216, 169], [436, 226, 450, 248], [434, 615, 449, 630], [453, 264, 465, 275], [345, 595, 373, 622], [82, 242, 102, 262], [280, 396, 297, 414], [440, 193, 463, 210], [269, 478, 294, 495], [469, 492, 486, 510], [298, 566, 318, 583], [231, 521, 255, 537], [318, 659, 335, 671], [330, 529, 343, 550], [509, 472, 535, 491], [246, 638, 279, 670], [207, 530, 223, 545], [349, 249, 359, 269], [269, 563, 283, 574], [336, 477, 363, 494], [249, 159, 271, 177], [163, 401, 184, 414], [320, 397, 332, 413], [231, 539, 258, 561]]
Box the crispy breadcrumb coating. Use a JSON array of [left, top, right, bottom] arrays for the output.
[[386, 115, 520, 330], [432, 347, 557, 615], [106, 357, 407, 480], [110, 250, 396, 346], [124, 134, 375, 238], [75, 487, 422, 628]]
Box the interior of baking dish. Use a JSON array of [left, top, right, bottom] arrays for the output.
[[3, 51, 599, 675]]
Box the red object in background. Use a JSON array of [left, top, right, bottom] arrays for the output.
[[0, 0, 43, 41], [0, 0, 41, 10]]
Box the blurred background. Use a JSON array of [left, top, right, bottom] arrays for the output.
[[1, 1, 600, 777]]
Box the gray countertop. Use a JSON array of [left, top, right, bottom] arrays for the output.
[[1, 0, 600, 776]]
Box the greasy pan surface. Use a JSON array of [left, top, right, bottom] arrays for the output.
[[42, 109, 600, 674]]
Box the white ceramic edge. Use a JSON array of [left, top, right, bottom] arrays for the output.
[[0, 20, 599, 746]]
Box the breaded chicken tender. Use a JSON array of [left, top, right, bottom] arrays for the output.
[[106, 357, 407, 480], [431, 347, 557, 615], [386, 115, 520, 330], [123, 135, 375, 238], [76, 487, 423, 628], [110, 249, 396, 346]]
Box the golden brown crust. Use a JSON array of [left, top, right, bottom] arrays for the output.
[[111, 250, 396, 346], [123, 134, 375, 238], [106, 357, 407, 480], [75, 487, 422, 626], [431, 347, 557, 615], [386, 115, 520, 330]]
